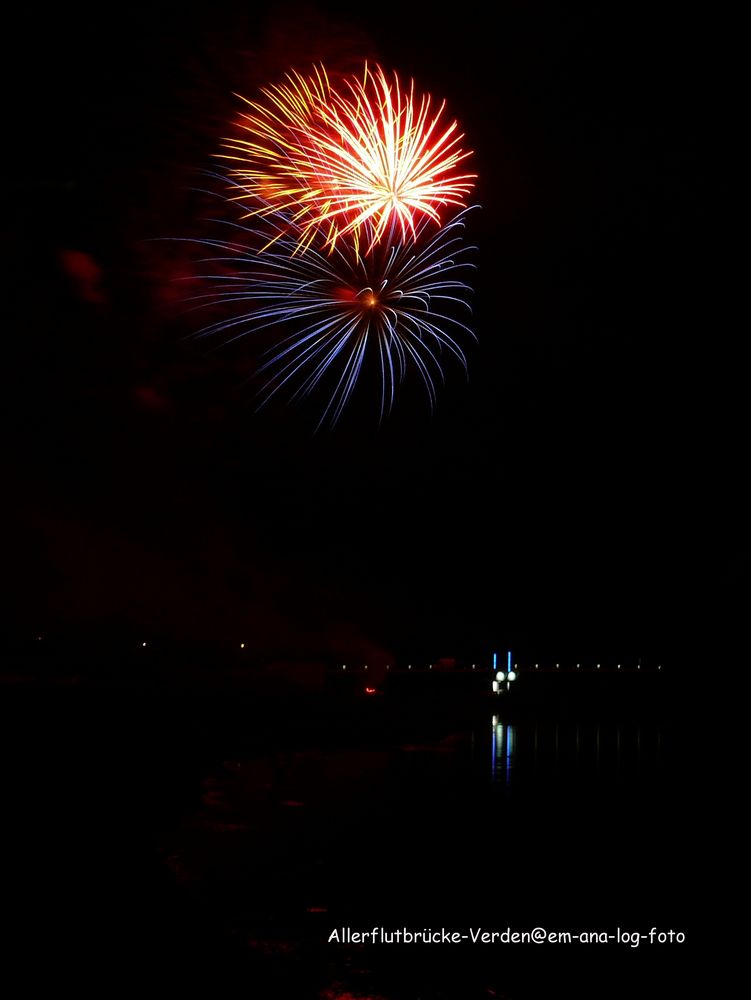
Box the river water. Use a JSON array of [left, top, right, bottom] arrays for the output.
[[3, 681, 712, 998]]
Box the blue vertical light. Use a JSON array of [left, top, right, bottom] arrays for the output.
[[507, 650, 511, 674], [506, 725, 513, 786], [493, 651, 497, 672]]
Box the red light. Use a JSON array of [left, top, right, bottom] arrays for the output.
[[364, 687, 377, 695]]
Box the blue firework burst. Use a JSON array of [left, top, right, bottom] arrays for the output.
[[179, 182, 478, 428]]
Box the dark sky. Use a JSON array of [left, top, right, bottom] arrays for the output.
[[2, 2, 733, 669]]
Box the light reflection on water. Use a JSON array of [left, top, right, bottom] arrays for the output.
[[161, 710, 683, 1000], [489, 715, 667, 786], [166, 712, 675, 897], [491, 715, 514, 785]]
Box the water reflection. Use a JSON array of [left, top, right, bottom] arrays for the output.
[[155, 707, 681, 1000], [489, 715, 666, 784], [491, 714, 515, 785]]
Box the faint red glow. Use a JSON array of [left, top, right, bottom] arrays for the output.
[[133, 385, 169, 412], [58, 248, 107, 304], [334, 285, 358, 302]]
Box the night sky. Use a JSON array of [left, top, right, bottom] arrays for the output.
[[2, 2, 732, 675]]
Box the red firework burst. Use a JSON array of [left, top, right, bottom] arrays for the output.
[[219, 62, 476, 254]]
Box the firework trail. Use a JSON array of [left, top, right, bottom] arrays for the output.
[[183, 187, 477, 428], [180, 62, 479, 426], [219, 62, 476, 256]]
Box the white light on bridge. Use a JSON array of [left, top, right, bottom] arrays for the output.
[[508, 671, 517, 682]]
